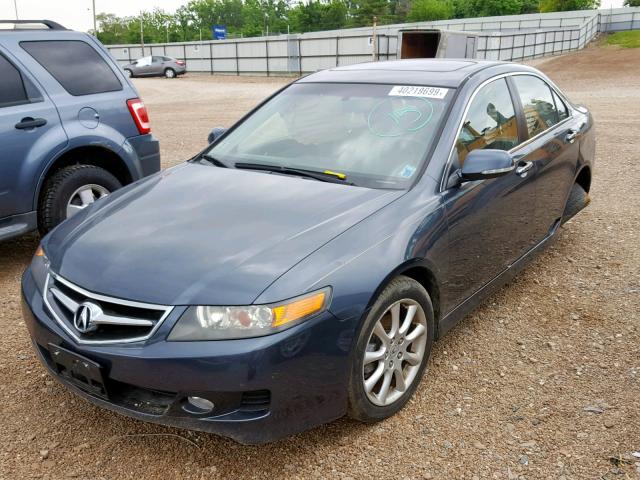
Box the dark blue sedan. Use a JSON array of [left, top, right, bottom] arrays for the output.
[[21, 59, 594, 444]]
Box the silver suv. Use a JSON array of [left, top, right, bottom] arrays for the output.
[[0, 20, 160, 241]]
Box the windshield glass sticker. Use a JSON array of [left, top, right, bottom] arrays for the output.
[[400, 165, 417, 178], [389, 86, 449, 99], [368, 97, 434, 137]]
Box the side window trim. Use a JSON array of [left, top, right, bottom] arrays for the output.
[[551, 89, 569, 122], [440, 71, 574, 192], [505, 75, 528, 144]]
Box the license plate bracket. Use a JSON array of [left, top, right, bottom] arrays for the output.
[[47, 343, 108, 399]]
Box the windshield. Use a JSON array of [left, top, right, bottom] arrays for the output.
[[205, 82, 453, 189]]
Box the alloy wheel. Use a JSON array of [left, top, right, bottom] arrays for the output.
[[66, 184, 110, 219], [362, 299, 428, 406]]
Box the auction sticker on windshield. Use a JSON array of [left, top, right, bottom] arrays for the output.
[[389, 86, 449, 99]]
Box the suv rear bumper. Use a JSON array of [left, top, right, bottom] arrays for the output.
[[124, 134, 161, 178]]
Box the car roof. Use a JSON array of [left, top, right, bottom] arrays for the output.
[[299, 59, 527, 88]]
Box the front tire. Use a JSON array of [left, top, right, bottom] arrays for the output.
[[38, 165, 121, 235], [348, 276, 435, 422], [124, 69, 133, 78], [164, 68, 176, 79]]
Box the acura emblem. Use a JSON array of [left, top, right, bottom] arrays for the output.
[[73, 302, 101, 333]]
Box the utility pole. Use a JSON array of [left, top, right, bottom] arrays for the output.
[[140, 14, 145, 56], [13, 0, 18, 20], [372, 16, 378, 62], [92, 0, 97, 35]]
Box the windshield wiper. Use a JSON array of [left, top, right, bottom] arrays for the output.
[[234, 162, 354, 185], [199, 153, 228, 168]]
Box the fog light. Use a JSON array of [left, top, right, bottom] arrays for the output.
[[185, 396, 215, 414]]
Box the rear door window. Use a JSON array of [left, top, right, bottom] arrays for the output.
[[21, 40, 122, 96], [0, 53, 29, 108], [512, 75, 561, 138]]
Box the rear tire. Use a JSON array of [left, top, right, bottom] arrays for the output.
[[562, 182, 589, 224], [348, 276, 435, 423], [38, 165, 121, 235], [164, 68, 176, 79]]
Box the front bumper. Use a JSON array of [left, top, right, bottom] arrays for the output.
[[21, 268, 354, 444]]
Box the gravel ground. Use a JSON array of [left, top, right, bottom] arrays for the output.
[[0, 44, 638, 479]]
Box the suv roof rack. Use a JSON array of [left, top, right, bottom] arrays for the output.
[[0, 20, 67, 30]]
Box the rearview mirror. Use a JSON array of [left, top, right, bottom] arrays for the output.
[[460, 149, 514, 182], [208, 127, 227, 144]]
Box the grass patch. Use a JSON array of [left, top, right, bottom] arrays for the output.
[[606, 30, 640, 48]]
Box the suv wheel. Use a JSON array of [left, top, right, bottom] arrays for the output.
[[348, 276, 435, 422], [164, 68, 176, 79], [38, 165, 121, 235], [124, 69, 133, 78]]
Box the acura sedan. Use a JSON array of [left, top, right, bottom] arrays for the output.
[[22, 59, 594, 444]]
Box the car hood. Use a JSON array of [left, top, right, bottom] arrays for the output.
[[45, 163, 403, 306]]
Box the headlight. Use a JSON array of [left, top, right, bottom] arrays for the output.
[[30, 245, 50, 291], [168, 287, 331, 341]]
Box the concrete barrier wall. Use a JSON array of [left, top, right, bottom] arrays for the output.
[[106, 7, 640, 75]]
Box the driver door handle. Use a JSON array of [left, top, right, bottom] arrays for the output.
[[566, 129, 579, 143], [515, 161, 533, 177], [15, 117, 47, 129]]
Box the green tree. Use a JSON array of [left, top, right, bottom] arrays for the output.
[[290, 0, 347, 32], [407, 0, 454, 21], [457, 0, 524, 17], [96, 13, 128, 44], [623, 0, 640, 5], [347, 0, 394, 27], [539, 0, 600, 12]]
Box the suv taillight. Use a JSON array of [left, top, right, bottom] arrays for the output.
[[127, 98, 151, 135], [176, 60, 185, 66]]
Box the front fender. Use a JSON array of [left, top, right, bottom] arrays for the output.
[[254, 180, 449, 325]]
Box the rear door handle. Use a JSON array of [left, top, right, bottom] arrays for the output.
[[566, 129, 579, 143], [15, 117, 47, 129], [515, 161, 533, 177]]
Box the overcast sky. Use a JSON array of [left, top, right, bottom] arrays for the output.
[[1, 0, 626, 33]]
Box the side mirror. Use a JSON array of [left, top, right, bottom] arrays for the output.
[[460, 149, 514, 182], [208, 127, 227, 144]]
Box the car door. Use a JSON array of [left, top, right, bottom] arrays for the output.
[[150, 56, 165, 75], [0, 50, 66, 219], [134, 56, 153, 76], [510, 75, 582, 238], [440, 77, 539, 309]]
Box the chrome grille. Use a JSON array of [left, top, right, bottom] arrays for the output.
[[44, 273, 173, 344]]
